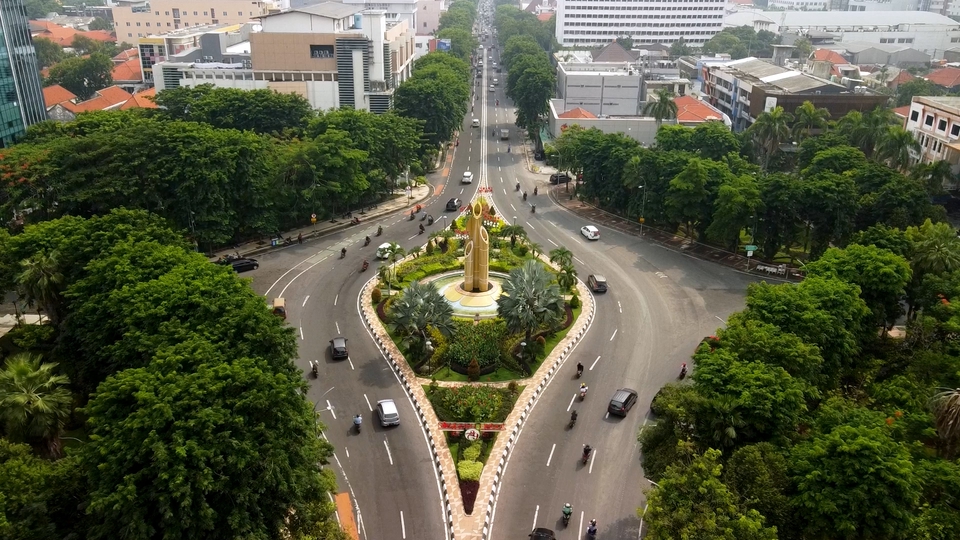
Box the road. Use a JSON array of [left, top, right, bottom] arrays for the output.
[[238, 29, 755, 540]]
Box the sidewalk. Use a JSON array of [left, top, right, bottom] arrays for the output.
[[549, 186, 802, 281], [211, 185, 432, 260]]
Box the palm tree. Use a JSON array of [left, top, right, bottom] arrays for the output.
[[389, 281, 454, 359], [549, 247, 574, 268], [909, 220, 960, 276], [16, 251, 64, 325], [643, 88, 678, 128], [930, 388, 960, 457], [706, 396, 747, 450], [747, 106, 793, 170], [382, 242, 405, 296], [556, 264, 578, 292], [839, 107, 895, 158], [0, 353, 72, 458], [528, 242, 544, 260], [497, 260, 565, 374], [911, 160, 955, 195], [791, 101, 830, 142], [875, 125, 920, 171]]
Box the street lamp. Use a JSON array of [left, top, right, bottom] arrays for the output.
[[512, 215, 517, 226], [638, 185, 647, 237]]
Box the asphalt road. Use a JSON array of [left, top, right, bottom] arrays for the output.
[[238, 28, 755, 540]]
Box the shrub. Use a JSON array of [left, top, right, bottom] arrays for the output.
[[515, 245, 529, 257], [467, 358, 480, 380], [457, 460, 483, 481], [427, 325, 449, 368], [507, 381, 519, 395], [446, 319, 506, 369], [462, 440, 482, 461], [371, 287, 382, 303], [438, 385, 504, 422], [569, 293, 580, 309], [425, 241, 435, 256], [8, 324, 56, 350]]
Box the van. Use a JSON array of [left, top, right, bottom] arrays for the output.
[[462, 171, 474, 184], [272, 298, 287, 319], [587, 274, 608, 293], [472, 118, 480, 128], [376, 242, 392, 259]]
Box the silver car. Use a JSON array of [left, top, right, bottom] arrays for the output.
[[377, 399, 400, 427]]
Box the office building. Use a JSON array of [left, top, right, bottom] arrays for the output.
[[418, 0, 443, 35], [904, 96, 960, 176], [555, 0, 725, 48], [113, 0, 279, 40], [0, 1, 47, 147], [139, 23, 252, 82]]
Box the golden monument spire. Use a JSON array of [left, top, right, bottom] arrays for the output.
[[462, 200, 490, 292]]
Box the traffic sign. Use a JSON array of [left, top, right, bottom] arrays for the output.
[[638, 217, 645, 223], [311, 213, 317, 224], [464, 428, 480, 441], [744, 245, 758, 252]]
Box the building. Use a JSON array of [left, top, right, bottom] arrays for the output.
[[904, 96, 960, 174], [924, 66, 960, 90], [139, 23, 252, 83], [113, 0, 278, 40], [292, 0, 420, 31], [43, 85, 138, 121], [417, 0, 444, 35], [547, 95, 728, 145], [0, 2, 47, 147], [29, 19, 116, 48], [555, 0, 725, 48], [768, 0, 921, 10], [554, 42, 689, 117], [702, 57, 887, 131], [724, 10, 960, 57], [153, 3, 416, 113], [822, 42, 931, 67]]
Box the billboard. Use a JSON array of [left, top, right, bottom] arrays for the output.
[[436, 39, 452, 52]]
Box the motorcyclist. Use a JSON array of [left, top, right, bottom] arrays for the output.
[[419, 224, 425, 234], [582, 445, 592, 461], [570, 410, 578, 425], [533, 186, 538, 196], [377, 225, 383, 236], [340, 247, 347, 258], [580, 383, 588, 394], [562, 503, 573, 524], [364, 235, 371, 246], [354, 414, 362, 426], [523, 192, 527, 201], [361, 259, 369, 271], [680, 362, 688, 378], [427, 215, 434, 225], [531, 204, 536, 213], [576, 362, 584, 377], [515, 181, 520, 191], [587, 519, 597, 536]]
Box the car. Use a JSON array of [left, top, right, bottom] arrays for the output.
[[376, 242, 392, 259], [587, 274, 608, 293], [492, 78, 499, 85], [529, 528, 556, 540], [218, 256, 259, 272], [489, 85, 495, 92], [329, 336, 349, 360], [377, 399, 400, 426], [446, 197, 462, 211], [471, 118, 480, 128], [608, 388, 639, 416], [549, 173, 571, 184], [580, 225, 600, 240], [462, 171, 474, 184]]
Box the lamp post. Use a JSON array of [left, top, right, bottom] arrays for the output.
[[518, 341, 527, 373], [638, 185, 647, 236], [513, 215, 517, 226]]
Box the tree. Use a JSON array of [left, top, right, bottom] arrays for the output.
[[88, 17, 113, 31], [907, 219, 960, 277], [395, 57, 468, 148], [837, 107, 895, 158], [32, 37, 65, 69], [665, 158, 713, 238], [24, 0, 60, 19], [16, 251, 64, 325], [669, 37, 691, 58], [701, 32, 748, 59], [642, 447, 777, 540], [497, 260, 564, 373], [747, 106, 792, 170], [81, 343, 338, 540], [0, 354, 72, 458], [705, 173, 762, 251], [548, 246, 573, 268], [806, 244, 912, 328], [930, 388, 960, 456], [724, 443, 794, 536], [719, 315, 824, 390], [154, 85, 315, 135], [45, 53, 114, 100], [791, 100, 830, 142], [643, 88, 678, 128], [755, 173, 803, 259], [436, 27, 478, 63], [792, 37, 813, 60], [501, 36, 543, 71], [0, 440, 78, 540], [509, 55, 555, 145], [875, 125, 920, 171], [691, 120, 741, 160], [896, 78, 945, 107], [790, 424, 921, 540], [390, 281, 455, 359], [797, 171, 859, 258]]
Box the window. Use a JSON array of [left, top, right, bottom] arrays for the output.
[[165, 11, 170, 15], [128, 32, 133, 37], [952, 124, 960, 137], [146, 22, 151, 26], [136, 22, 141, 26], [910, 110, 919, 121], [926, 115, 934, 126], [939, 119, 948, 131], [204, 11, 208, 15], [223, 11, 227, 16], [167, 23, 172, 27], [194, 11, 198, 15], [424, 21, 427, 27], [126, 22, 131, 26], [310, 44, 335, 58]]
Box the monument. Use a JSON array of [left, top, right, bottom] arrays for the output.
[[462, 200, 490, 292]]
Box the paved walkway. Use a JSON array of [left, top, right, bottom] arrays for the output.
[[210, 185, 433, 260]]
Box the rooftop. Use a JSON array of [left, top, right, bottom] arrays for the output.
[[558, 107, 597, 119], [812, 48, 848, 65], [925, 67, 960, 88], [758, 9, 960, 27], [112, 58, 142, 82], [42, 84, 77, 108], [120, 88, 158, 110], [674, 95, 725, 123], [591, 41, 641, 63], [267, 2, 364, 20], [717, 57, 847, 94], [914, 96, 960, 116]]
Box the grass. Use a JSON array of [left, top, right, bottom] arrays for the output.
[[430, 365, 521, 382]]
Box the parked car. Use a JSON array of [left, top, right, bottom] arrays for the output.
[[377, 399, 400, 426], [462, 171, 474, 184], [446, 198, 462, 211], [329, 336, 349, 360], [549, 173, 571, 184], [218, 256, 259, 272], [587, 274, 608, 293], [608, 388, 639, 416], [580, 225, 600, 241]]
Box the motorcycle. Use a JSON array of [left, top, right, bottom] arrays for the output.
[[523, 192, 527, 202], [581, 446, 592, 465], [427, 216, 434, 226], [353, 415, 362, 434], [364, 236, 371, 247], [420, 213, 427, 221], [376, 225, 383, 237], [562, 504, 572, 527], [679, 363, 688, 380], [533, 186, 538, 196], [515, 182, 520, 191], [352, 217, 361, 225], [586, 521, 597, 538], [311, 361, 318, 378], [361, 260, 369, 272], [340, 248, 347, 259], [409, 212, 416, 221], [576, 365, 583, 379], [568, 411, 578, 429], [579, 386, 587, 401], [419, 224, 425, 235], [531, 204, 536, 214]]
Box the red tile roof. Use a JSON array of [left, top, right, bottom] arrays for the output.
[[111, 58, 142, 82], [30, 20, 115, 48], [892, 105, 911, 121], [60, 85, 132, 114], [113, 48, 138, 61], [889, 70, 914, 87], [120, 88, 158, 110], [926, 67, 960, 88], [42, 84, 77, 108], [558, 107, 597, 119], [812, 48, 849, 65], [674, 95, 724, 123], [537, 12, 553, 22]]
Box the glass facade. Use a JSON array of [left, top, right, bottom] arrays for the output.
[[0, 0, 47, 148]]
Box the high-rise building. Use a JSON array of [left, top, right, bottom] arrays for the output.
[[555, 0, 726, 48], [0, 0, 47, 147], [112, 0, 279, 41]]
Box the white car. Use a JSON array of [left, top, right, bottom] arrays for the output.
[[462, 171, 474, 184], [489, 85, 495, 92], [580, 225, 600, 240], [376, 242, 392, 259], [377, 399, 400, 427]]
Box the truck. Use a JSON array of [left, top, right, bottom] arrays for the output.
[[499, 129, 509, 140]]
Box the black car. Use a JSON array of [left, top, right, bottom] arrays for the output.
[[587, 274, 608, 293], [217, 256, 259, 273], [330, 336, 349, 360], [549, 173, 571, 184], [446, 198, 462, 211], [608, 388, 639, 417], [529, 528, 556, 540]]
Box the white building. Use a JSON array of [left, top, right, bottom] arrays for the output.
[[767, 0, 920, 10], [153, 3, 416, 113], [724, 9, 960, 58], [555, 0, 725, 48], [904, 96, 960, 175]]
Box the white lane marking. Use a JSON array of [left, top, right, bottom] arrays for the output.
[[500, 177, 503, 182], [588, 449, 596, 473], [610, 329, 618, 341], [503, 188, 506, 195], [345, 447, 350, 458], [364, 394, 372, 411], [656, 272, 668, 279], [400, 511, 406, 539], [574, 256, 585, 265], [277, 256, 331, 298], [334, 294, 339, 306], [618, 301, 622, 313], [408, 234, 418, 240], [590, 355, 601, 370], [299, 326, 304, 340], [302, 295, 310, 307], [336, 322, 341, 335], [579, 512, 584, 535], [348, 358, 355, 370], [460, 188, 465, 194], [527, 223, 536, 230], [499, 166, 502, 171], [511, 204, 517, 211], [547, 239, 558, 247], [566, 394, 576, 412], [716, 316, 726, 324], [327, 400, 336, 420], [384, 439, 394, 465], [546, 443, 556, 466], [532, 506, 539, 531]]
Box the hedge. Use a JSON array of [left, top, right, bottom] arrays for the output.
[[462, 440, 482, 461], [457, 460, 483, 481], [446, 319, 506, 369], [437, 385, 504, 422]]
